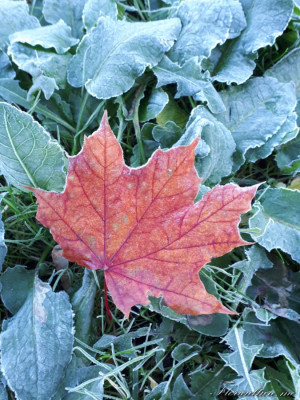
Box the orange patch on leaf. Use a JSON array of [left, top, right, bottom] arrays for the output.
[[31, 112, 257, 317]]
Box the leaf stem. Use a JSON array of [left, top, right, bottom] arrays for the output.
[[72, 91, 90, 155], [104, 278, 113, 322]]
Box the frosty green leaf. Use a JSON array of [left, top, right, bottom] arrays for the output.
[[168, 0, 233, 64], [216, 77, 297, 171], [249, 188, 300, 263], [0, 51, 15, 80], [9, 20, 78, 54], [1, 276, 74, 400], [71, 269, 97, 344], [0, 0, 39, 49], [265, 47, 300, 125], [43, 0, 88, 38], [212, 0, 294, 84], [67, 17, 181, 99], [0, 103, 67, 191], [186, 107, 235, 185], [153, 56, 225, 113], [0, 266, 34, 314], [275, 136, 300, 172], [83, 0, 118, 29], [139, 88, 169, 123], [8, 43, 72, 94]]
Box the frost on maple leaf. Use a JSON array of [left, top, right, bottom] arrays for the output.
[[31, 112, 257, 318]]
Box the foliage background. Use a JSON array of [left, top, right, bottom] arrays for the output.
[[0, 0, 299, 399]]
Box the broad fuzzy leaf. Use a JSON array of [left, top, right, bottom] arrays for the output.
[[31, 113, 257, 318], [42, 0, 88, 38], [153, 56, 225, 114], [1, 276, 74, 400], [216, 77, 297, 171], [249, 188, 300, 263], [83, 0, 118, 29], [168, 0, 239, 64], [212, 0, 294, 84], [0, 103, 66, 191], [67, 17, 181, 99], [0, 0, 39, 50], [9, 20, 78, 55]]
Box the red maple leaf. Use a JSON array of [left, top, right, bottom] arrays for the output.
[[30, 113, 257, 317]]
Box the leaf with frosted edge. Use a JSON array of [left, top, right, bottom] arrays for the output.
[[220, 327, 268, 396], [216, 77, 297, 171], [168, 0, 233, 65], [153, 56, 225, 114], [27, 75, 59, 101], [246, 112, 298, 163], [153, 121, 183, 148], [139, 88, 169, 123], [67, 17, 181, 99], [83, 0, 118, 29], [43, 0, 88, 38], [0, 0, 40, 50], [244, 312, 300, 365], [275, 135, 300, 172], [265, 47, 300, 125], [71, 269, 97, 344], [0, 79, 31, 109], [212, 0, 294, 84], [0, 266, 35, 314], [0, 193, 7, 273], [1, 276, 74, 400], [9, 20, 78, 55], [187, 106, 235, 186], [0, 51, 15, 80], [249, 188, 300, 263], [8, 43, 72, 91], [0, 102, 66, 191]]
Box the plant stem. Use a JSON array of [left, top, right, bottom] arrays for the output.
[[104, 278, 112, 322], [72, 91, 90, 155]]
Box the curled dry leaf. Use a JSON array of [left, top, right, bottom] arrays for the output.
[[30, 112, 257, 317]]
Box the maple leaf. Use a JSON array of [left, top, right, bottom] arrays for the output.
[[30, 112, 257, 318]]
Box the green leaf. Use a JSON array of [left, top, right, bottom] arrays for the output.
[[220, 327, 267, 397], [212, 0, 294, 84], [275, 135, 300, 172], [0, 79, 31, 109], [244, 312, 300, 365], [83, 0, 118, 29], [0, 193, 7, 272], [153, 56, 225, 114], [0, 265, 35, 314], [286, 362, 300, 399], [172, 374, 195, 400], [0, 51, 15, 80], [145, 382, 171, 400], [71, 270, 97, 345], [245, 112, 298, 163], [248, 259, 300, 322], [139, 88, 169, 123], [190, 366, 235, 399], [232, 245, 273, 294], [0, 0, 39, 50], [156, 95, 188, 129], [168, 0, 238, 64], [188, 106, 235, 185], [1, 276, 74, 400], [0, 102, 67, 191], [67, 17, 181, 99], [27, 75, 59, 101], [216, 77, 297, 171], [172, 343, 201, 362], [8, 42, 72, 95], [265, 47, 300, 125], [9, 20, 78, 55], [152, 121, 183, 148], [42, 0, 88, 38], [249, 188, 300, 263]]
